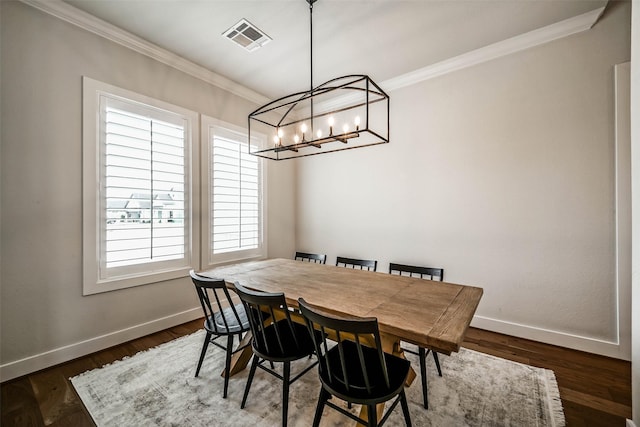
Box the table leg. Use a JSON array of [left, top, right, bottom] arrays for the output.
[[380, 333, 416, 386], [222, 331, 254, 377]]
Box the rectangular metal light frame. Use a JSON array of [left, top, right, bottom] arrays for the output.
[[248, 75, 389, 160]]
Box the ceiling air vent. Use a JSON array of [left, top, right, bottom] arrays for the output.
[[223, 19, 271, 52]]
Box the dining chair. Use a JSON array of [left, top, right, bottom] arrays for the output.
[[294, 251, 327, 264], [234, 283, 319, 427], [298, 298, 412, 427], [336, 256, 378, 271], [388, 262, 445, 409], [189, 270, 251, 399]]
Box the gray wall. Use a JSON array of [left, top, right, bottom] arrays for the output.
[[0, 1, 295, 380], [295, 2, 631, 358]]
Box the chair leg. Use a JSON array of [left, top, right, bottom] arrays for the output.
[[195, 332, 211, 377], [282, 361, 291, 427], [241, 355, 259, 409], [223, 334, 234, 398], [367, 404, 378, 427], [312, 388, 329, 427], [431, 350, 443, 377], [399, 389, 412, 427], [418, 346, 428, 409]]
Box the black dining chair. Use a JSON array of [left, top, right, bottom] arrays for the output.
[[389, 262, 445, 409], [294, 251, 327, 264], [189, 270, 251, 399], [336, 256, 378, 272], [234, 283, 319, 427], [298, 298, 412, 427]]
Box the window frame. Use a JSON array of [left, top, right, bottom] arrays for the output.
[[82, 77, 200, 295], [200, 115, 267, 269]]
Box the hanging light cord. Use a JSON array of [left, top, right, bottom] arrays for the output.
[[308, 0, 314, 136]]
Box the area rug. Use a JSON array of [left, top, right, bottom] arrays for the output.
[[70, 330, 565, 426]]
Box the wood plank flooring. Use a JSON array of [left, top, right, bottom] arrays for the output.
[[1, 321, 632, 426]]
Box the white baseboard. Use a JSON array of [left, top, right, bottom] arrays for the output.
[[472, 315, 631, 361], [627, 419, 637, 427], [0, 307, 202, 383]]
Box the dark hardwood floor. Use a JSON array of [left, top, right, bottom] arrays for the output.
[[1, 321, 632, 426]]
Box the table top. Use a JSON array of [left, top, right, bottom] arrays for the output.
[[201, 258, 483, 355]]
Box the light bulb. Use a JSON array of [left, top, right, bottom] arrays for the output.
[[354, 116, 361, 126], [316, 129, 323, 138], [343, 123, 349, 133], [294, 134, 300, 144], [277, 128, 284, 138], [273, 135, 279, 144], [300, 123, 307, 133], [328, 116, 335, 126]]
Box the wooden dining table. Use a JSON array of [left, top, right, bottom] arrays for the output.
[[201, 257, 483, 422]]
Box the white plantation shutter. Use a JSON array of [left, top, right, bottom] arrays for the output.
[[209, 124, 263, 261], [98, 95, 191, 278]]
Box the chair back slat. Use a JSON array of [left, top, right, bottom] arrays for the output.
[[336, 256, 377, 271], [295, 251, 327, 264], [254, 304, 273, 353], [389, 262, 444, 281], [354, 333, 372, 393]]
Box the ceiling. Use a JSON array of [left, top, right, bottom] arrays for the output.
[[62, 0, 608, 100]]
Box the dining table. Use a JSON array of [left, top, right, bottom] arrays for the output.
[[200, 257, 483, 422]]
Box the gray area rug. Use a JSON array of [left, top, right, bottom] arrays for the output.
[[71, 330, 565, 426]]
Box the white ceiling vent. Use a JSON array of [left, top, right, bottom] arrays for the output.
[[223, 19, 271, 52]]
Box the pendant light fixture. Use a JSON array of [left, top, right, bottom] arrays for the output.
[[248, 0, 389, 160]]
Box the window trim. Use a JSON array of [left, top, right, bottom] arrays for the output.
[[82, 76, 200, 295], [200, 115, 267, 269]]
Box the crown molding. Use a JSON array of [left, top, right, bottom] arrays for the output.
[[382, 6, 606, 92], [19, 0, 270, 106]]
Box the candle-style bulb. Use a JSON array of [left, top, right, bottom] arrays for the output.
[[343, 123, 349, 133], [293, 134, 300, 144], [354, 116, 361, 130], [300, 123, 307, 133], [316, 129, 323, 138], [277, 128, 284, 138]]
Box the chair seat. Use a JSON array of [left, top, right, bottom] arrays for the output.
[[253, 319, 319, 361], [204, 303, 249, 334], [320, 340, 411, 404]]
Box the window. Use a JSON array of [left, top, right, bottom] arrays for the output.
[[201, 116, 266, 267], [83, 77, 199, 294]]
